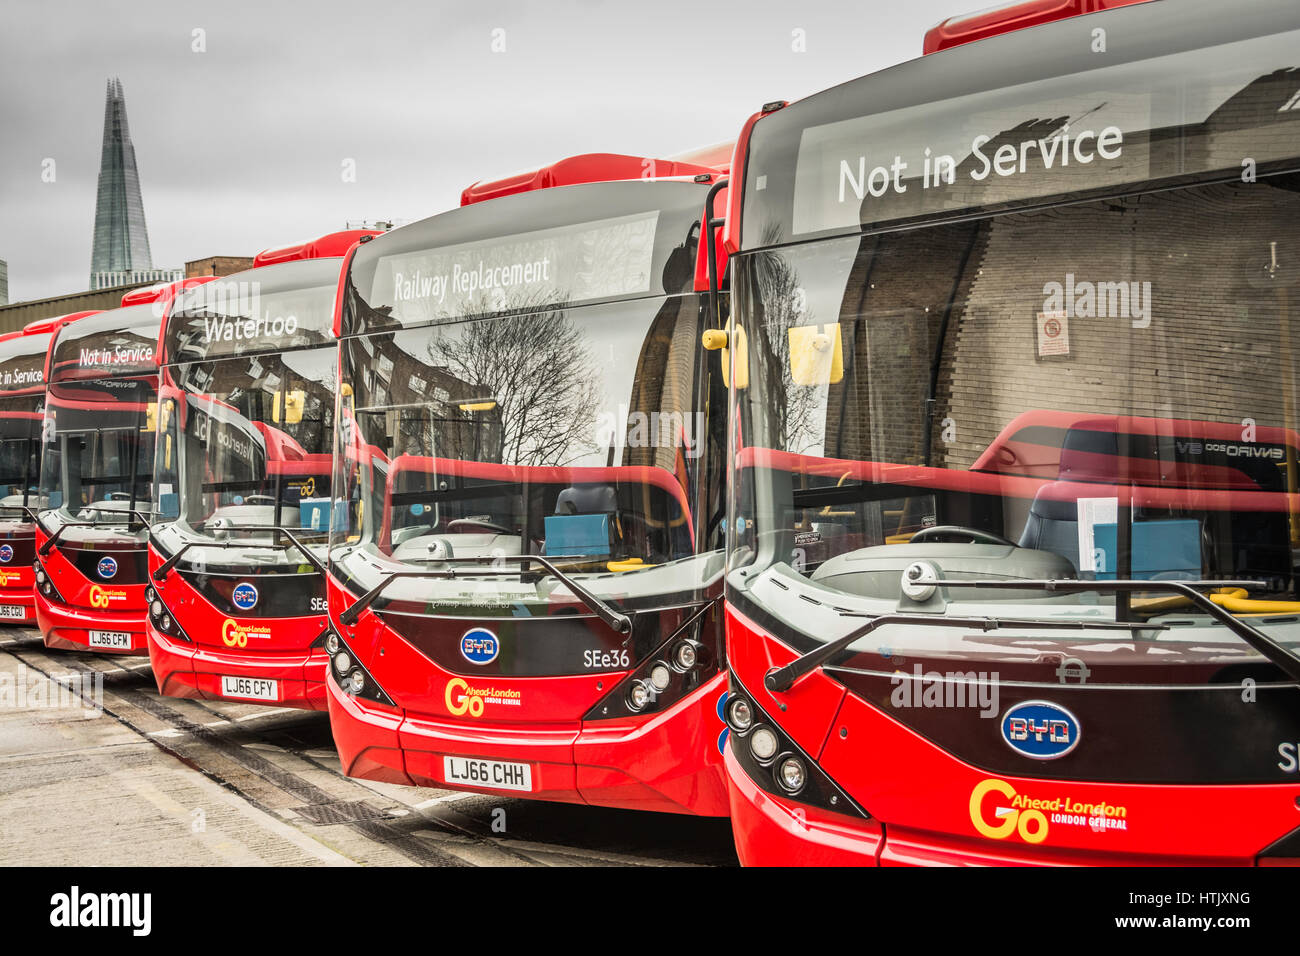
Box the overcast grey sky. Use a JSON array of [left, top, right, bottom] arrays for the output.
[[0, 0, 960, 303]]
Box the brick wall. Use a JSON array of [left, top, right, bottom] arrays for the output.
[[935, 179, 1300, 469]]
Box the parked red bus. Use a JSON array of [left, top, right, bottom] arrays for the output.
[[145, 230, 379, 707], [35, 280, 211, 653], [325, 153, 735, 814], [0, 313, 99, 626], [719, 0, 1300, 864]]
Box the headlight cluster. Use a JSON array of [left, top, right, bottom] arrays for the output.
[[585, 606, 723, 723], [324, 629, 393, 706], [145, 585, 191, 642], [724, 677, 869, 819], [727, 702, 802, 794], [623, 637, 706, 714], [33, 558, 66, 604]]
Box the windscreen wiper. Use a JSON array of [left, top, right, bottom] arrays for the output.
[[765, 578, 1300, 692], [216, 525, 328, 575], [336, 554, 633, 634], [152, 525, 327, 581], [38, 510, 153, 557], [764, 610, 1164, 693], [927, 578, 1300, 684]]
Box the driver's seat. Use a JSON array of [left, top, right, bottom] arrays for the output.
[[1017, 491, 1081, 572]]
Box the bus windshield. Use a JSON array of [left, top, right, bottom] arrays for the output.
[[728, 8, 1300, 680], [39, 377, 156, 526], [155, 262, 339, 571], [332, 182, 727, 618], [0, 395, 43, 517], [162, 351, 334, 538]]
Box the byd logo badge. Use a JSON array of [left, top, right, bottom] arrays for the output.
[[0, 545, 12, 564], [460, 627, 500, 665], [97, 555, 118, 579], [231, 582, 258, 611], [1000, 700, 1080, 760]]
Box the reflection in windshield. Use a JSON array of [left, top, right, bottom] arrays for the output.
[[428, 295, 601, 467]]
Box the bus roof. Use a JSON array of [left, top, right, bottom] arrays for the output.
[[460, 152, 724, 206], [120, 275, 218, 309], [922, 0, 1155, 54], [253, 229, 382, 269], [23, 310, 101, 336]]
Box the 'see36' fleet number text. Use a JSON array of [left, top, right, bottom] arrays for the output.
[[583, 649, 631, 669]]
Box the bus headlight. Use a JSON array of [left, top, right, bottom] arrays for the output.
[[727, 697, 754, 733], [749, 725, 779, 764], [333, 651, 352, 675], [344, 670, 365, 695], [150, 600, 163, 618], [325, 632, 340, 655], [160, 615, 172, 632], [145, 586, 155, 603], [649, 662, 672, 692], [776, 754, 807, 795], [627, 680, 652, 712], [672, 639, 699, 671]]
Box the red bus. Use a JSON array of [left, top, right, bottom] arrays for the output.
[[325, 153, 735, 814], [35, 280, 211, 653], [718, 0, 1300, 864], [145, 230, 379, 708], [0, 313, 99, 625]]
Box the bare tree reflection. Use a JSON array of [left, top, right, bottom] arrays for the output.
[[431, 295, 602, 466], [750, 222, 826, 455]]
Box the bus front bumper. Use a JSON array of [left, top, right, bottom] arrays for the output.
[[723, 742, 884, 866], [35, 590, 148, 654], [0, 586, 36, 627], [148, 624, 328, 710], [325, 671, 730, 815]]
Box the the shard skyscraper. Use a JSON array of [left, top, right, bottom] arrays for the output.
[[89, 78, 154, 289]]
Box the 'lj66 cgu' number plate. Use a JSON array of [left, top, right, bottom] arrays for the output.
[[0, 604, 26, 620], [443, 756, 533, 792]]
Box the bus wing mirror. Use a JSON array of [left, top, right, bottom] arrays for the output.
[[709, 323, 747, 390], [788, 323, 843, 386], [274, 389, 306, 424]]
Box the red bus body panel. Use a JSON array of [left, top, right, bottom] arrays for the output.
[[724, 603, 1300, 865]]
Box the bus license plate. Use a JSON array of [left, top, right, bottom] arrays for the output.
[[88, 630, 130, 648], [0, 604, 25, 620], [220, 676, 278, 702], [444, 756, 533, 792]]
